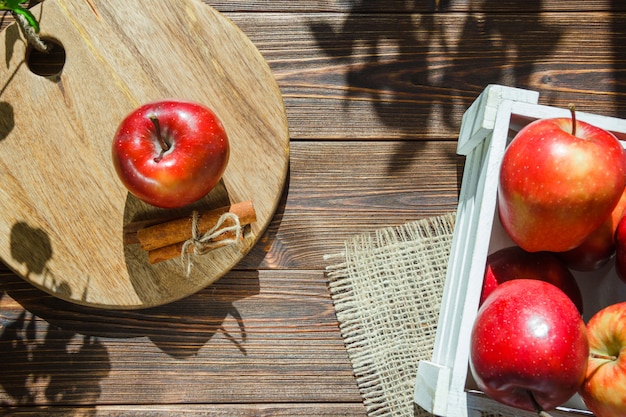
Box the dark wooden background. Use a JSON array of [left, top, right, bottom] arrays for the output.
[[1, 0, 625, 415]]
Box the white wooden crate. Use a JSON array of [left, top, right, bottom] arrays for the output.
[[414, 84, 626, 417]]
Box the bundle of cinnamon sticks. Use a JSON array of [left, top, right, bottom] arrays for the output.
[[123, 200, 256, 264]]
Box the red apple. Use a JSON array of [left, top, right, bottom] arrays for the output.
[[614, 214, 626, 283], [481, 246, 583, 313], [112, 99, 229, 208], [470, 279, 589, 414], [498, 109, 626, 253], [559, 185, 626, 271], [579, 302, 626, 417]]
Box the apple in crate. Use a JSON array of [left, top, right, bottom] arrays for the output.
[[579, 302, 626, 417], [498, 108, 626, 253], [470, 279, 589, 414], [112, 99, 230, 209], [481, 246, 583, 313], [559, 185, 626, 271], [614, 215, 626, 283]]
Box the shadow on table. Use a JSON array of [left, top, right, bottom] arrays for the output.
[[137, 272, 260, 357], [235, 169, 290, 269], [0, 291, 110, 413], [308, 0, 564, 169], [1, 270, 259, 355], [0, 270, 259, 409], [309, 0, 566, 126]]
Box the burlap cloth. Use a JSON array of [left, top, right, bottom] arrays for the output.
[[325, 213, 504, 417]]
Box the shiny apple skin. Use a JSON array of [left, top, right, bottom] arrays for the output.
[[614, 215, 626, 283], [579, 302, 626, 417], [498, 118, 626, 253], [481, 246, 583, 314], [470, 279, 589, 413], [559, 186, 626, 272], [112, 100, 229, 208]]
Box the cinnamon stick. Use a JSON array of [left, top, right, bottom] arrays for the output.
[[147, 229, 243, 264], [124, 217, 171, 245], [131, 200, 256, 251]]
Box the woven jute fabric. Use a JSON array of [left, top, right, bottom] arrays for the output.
[[325, 213, 507, 417], [325, 212, 455, 416]]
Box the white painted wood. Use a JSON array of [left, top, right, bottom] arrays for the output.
[[457, 84, 539, 156], [414, 361, 451, 416]]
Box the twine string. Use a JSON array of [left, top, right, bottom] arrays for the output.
[[181, 211, 242, 277]]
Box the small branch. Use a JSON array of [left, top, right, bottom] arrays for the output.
[[13, 11, 48, 53]]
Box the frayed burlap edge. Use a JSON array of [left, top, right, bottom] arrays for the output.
[[325, 213, 456, 417]]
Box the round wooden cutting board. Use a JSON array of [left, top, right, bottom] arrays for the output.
[[0, 0, 290, 308]]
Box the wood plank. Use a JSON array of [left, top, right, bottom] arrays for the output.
[[210, 0, 624, 13], [0, 269, 363, 406], [240, 140, 462, 268], [1, 403, 367, 416], [227, 11, 626, 140], [5, 0, 626, 17]]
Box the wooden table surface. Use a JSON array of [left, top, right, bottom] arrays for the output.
[[1, 1, 625, 415]]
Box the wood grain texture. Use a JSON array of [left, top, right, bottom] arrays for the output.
[[1, 0, 626, 415], [210, 0, 626, 13], [1, 404, 368, 416], [0, 269, 362, 405], [0, 0, 289, 309], [240, 140, 462, 269], [227, 11, 626, 139]]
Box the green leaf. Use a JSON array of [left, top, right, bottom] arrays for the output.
[[0, 0, 29, 10], [0, 1, 40, 33], [12, 7, 39, 32]]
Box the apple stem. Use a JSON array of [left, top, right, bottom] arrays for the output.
[[568, 103, 577, 136], [527, 390, 553, 417], [591, 352, 618, 361], [149, 114, 171, 163]]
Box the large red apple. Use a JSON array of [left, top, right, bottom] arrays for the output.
[[579, 302, 626, 417], [470, 279, 589, 414], [112, 99, 229, 208], [498, 110, 626, 253], [559, 185, 626, 271], [481, 246, 583, 313]]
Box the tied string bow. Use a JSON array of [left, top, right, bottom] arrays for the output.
[[181, 210, 243, 277]]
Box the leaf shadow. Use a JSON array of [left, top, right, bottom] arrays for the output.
[[1, 269, 259, 358], [0, 299, 111, 412], [308, 1, 566, 174]]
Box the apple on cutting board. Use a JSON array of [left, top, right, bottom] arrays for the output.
[[112, 99, 230, 209], [498, 107, 626, 253]]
